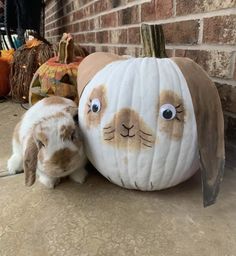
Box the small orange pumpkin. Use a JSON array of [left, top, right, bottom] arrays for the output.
[[0, 59, 10, 96], [29, 33, 85, 105], [0, 49, 14, 97]]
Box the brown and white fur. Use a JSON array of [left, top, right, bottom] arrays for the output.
[[7, 96, 87, 188]]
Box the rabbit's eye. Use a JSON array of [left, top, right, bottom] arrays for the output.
[[37, 140, 45, 148], [160, 104, 176, 120], [89, 98, 101, 113]]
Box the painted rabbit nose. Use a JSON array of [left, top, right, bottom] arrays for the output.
[[122, 124, 134, 131]]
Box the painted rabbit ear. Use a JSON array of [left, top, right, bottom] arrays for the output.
[[77, 52, 126, 98], [172, 57, 225, 207], [24, 135, 39, 186]]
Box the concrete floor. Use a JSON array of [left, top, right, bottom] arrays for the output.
[[0, 101, 236, 256]]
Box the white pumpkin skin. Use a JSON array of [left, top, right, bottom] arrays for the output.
[[79, 58, 199, 190]]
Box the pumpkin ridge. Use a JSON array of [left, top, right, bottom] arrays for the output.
[[148, 59, 160, 188], [169, 60, 187, 186]]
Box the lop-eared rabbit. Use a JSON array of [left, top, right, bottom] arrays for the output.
[[8, 96, 87, 188]]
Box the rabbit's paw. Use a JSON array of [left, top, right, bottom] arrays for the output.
[[70, 168, 88, 184], [7, 154, 23, 175], [38, 174, 60, 189]]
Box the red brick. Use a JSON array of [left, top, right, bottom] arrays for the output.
[[203, 15, 236, 45], [234, 60, 236, 80], [109, 29, 127, 44], [73, 22, 80, 32], [163, 20, 200, 45], [83, 4, 94, 18], [75, 34, 85, 43], [45, 31, 50, 38], [165, 49, 174, 57], [141, 1, 156, 22], [89, 19, 95, 30], [73, 10, 84, 21], [118, 5, 140, 25], [79, 20, 89, 32], [176, 0, 236, 15], [155, 0, 173, 19], [175, 49, 234, 78], [127, 27, 141, 44], [115, 46, 139, 56], [107, 46, 117, 53], [117, 46, 127, 55], [86, 46, 96, 53], [66, 2, 74, 14], [101, 12, 118, 28], [225, 114, 236, 142], [93, 0, 112, 14], [141, 0, 173, 22], [111, 0, 127, 8], [215, 82, 236, 114], [85, 32, 96, 43], [102, 46, 109, 52], [135, 47, 142, 57], [96, 31, 109, 43], [93, 17, 101, 29]]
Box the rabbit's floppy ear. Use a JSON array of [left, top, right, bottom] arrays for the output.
[[23, 135, 38, 186], [77, 52, 127, 98], [172, 57, 225, 207]]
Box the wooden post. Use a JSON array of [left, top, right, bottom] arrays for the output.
[[141, 24, 167, 58]]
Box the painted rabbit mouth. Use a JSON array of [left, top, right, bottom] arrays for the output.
[[120, 133, 135, 138]]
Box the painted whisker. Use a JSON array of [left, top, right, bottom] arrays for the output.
[[175, 104, 182, 109], [104, 129, 115, 134], [142, 143, 152, 148], [175, 116, 182, 122], [103, 126, 112, 130], [139, 129, 152, 137], [104, 136, 114, 141], [139, 135, 153, 143]]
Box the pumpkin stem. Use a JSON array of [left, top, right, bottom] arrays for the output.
[[141, 24, 167, 58], [58, 33, 74, 64]]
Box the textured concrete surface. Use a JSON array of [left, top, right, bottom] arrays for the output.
[[0, 100, 236, 256], [0, 100, 25, 176]]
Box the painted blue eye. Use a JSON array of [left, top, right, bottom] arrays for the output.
[[160, 104, 176, 120], [91, 98, 101, 113]]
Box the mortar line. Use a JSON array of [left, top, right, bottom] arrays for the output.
[[198, 18, 204, 45], [173, 0, 176, 17], [212, 77, 236, 86], [230, 51, 236, 78]]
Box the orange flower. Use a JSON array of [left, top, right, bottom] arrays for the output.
[[26, 38, 42, 48], [0, 49, 15, 62]]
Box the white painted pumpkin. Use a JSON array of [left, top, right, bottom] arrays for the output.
[[77, 53, 225, 206]]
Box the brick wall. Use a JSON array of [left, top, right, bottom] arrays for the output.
[[44, 0, 236, 144]]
